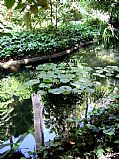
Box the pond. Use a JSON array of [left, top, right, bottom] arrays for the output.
[[0, 44, 119, 159], [70, 43, 119, 67]]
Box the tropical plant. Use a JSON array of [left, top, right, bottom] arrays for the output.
[[102, 24, 118, 44]]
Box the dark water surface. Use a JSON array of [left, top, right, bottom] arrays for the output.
[[0, 44, 119, 158]]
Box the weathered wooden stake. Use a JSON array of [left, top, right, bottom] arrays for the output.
[[31, 94, 44, 149]]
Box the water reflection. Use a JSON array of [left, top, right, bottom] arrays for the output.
[[43, 94, 83, 137], [0, 43, 119, 158], [0, 99, 33, 142], [69, 44, 119, 67], [0, 92, 85, 158]]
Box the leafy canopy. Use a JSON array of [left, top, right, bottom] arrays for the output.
[[4, 0, 49, 9]]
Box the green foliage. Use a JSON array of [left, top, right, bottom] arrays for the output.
[[4, 0, 15, 9], [102, 25, 119, 44], [0, 72, 34, 142], [93, 66, 119, 78], [0, 1, 13, 36], [70, 98, 119, 157], [24, 61, 118, 158], [0, 74, 32, 101], [4, 0, 49, 10], [25, 62, 96, 96], [79, 0, 119, 42], [0, 23, 102, 59], [1, 0, 49, 31], [85, 0, 119, 27], [1, 0, 118, 44], [83, 0, 118, 19]]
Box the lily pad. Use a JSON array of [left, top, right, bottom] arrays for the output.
[[39, 83, 52, 88], [49, 86, 72, 94], [59, 86, 72, 94], [25, 79, 40, 86], [60, 78, 71, 83], [70, 81, 81, 88], [36, 65, 48, 71], [43, 78, 53, 83], [116, 74, 119, 78], [49, 88, 62, 94], [72, 88, 82, 93], [85, 88, 95, 94], [37, 90, 46, 95]]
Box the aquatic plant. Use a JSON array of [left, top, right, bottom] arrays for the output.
[[25, 63, 96, 96]]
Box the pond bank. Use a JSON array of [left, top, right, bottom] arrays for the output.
[[0, 41, 93, 72]]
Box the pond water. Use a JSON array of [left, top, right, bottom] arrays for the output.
[[69, 43, 119, 67], [0, 44, 119, 158]]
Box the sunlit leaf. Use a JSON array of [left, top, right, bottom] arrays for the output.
[[43, 78, 53, 83], [37, 90, 46, 95], [85, 88, 95, 94], [39, 83, 52, 88], [106, 73, 113, 77], [15, 2, 25, 10], [113, 140, 119, 144], [96, 148, 105, 159], [72, 88, 82, 93], [60, 78, 71, 83], [60, 86, 72, 91], [70, 82, 81, 88]]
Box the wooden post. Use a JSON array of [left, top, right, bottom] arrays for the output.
[[85, 97, 88, 119], [31, 94, 44, 149]]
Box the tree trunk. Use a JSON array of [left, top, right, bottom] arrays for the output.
[[49, 0, 53, 26], [55, 0, 58, 29]]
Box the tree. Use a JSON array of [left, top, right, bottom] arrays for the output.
[[3, 0, 84, 30], [4, 0, 49, 9], [2, 0, 49, 30], [84, 0, 119, 28]]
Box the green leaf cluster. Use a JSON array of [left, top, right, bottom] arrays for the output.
[[4, 0, 15, 9], [93, 66, 119, 78], [25, 62, 96, 95], [4, 0, 49, 9], [0, 23, 102, 59]]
